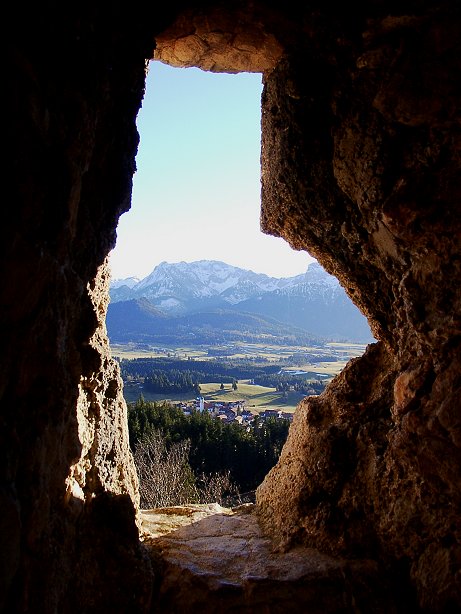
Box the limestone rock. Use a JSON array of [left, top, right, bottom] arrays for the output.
[[66, 259, 140, 517], [257, 9, 461, 610], [153, 7, 283, 73], [142, 504, 398, 613], [3, 6, 157, 610]]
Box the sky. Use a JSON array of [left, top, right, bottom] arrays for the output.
[[109, 61, 315, 281]]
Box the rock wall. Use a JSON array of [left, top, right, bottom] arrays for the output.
[[2, 4, 167, 612], [2, 1, 460, 612], [154, 4, 283, 73], [257, 5, 461, 611]]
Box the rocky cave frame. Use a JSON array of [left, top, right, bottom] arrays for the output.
[[3, 2, 460, 613]]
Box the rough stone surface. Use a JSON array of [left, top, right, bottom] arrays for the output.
[[3, 5, 160, 612], [153, 5, 283, 73], [142, 504, 399, 613], [2, 1, 461, 612], [257, 6, 461, 611], [65, 260, 140, 511]]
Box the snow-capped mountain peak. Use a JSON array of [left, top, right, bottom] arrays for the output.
[[110, 276, 140, 289], [302, 262, 338, 287], [108, 260, 373, 342], [110, 259, 335, 312]]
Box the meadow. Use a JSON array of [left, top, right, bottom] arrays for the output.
[[123, 380, 303, 412], [115, 340, 368, 411]]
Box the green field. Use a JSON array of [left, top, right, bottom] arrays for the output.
[[111, 343, 211, 360], [123, 380, 303, 413], [116, 340, 368, 409], [111, 341, 367, 364], [199, 382, 302, 411]]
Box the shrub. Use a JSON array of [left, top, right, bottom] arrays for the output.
[[134, 429, 242, 509], [134, 430, 197, 508]]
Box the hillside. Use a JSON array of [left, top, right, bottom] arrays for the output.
[[236, 285, 371, 342], [106, 299, 322, 346]]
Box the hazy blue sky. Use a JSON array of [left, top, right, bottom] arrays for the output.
[[109, 61, 315, 280]]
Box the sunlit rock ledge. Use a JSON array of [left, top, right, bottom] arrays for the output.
[[141, 503, 398, 613], [140, 502, 236, 539]]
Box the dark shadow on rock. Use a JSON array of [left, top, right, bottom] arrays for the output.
[[142, 505, 406, 614]]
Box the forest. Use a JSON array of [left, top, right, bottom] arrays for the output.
[[252, 373, 325, 394], [118, 356, 326, 395], [118, 356, 281, 381], [128, 397, 290, 505], [144, 369, 202, 394]]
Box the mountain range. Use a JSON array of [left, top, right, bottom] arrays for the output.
[[108, 260, 374, 344]]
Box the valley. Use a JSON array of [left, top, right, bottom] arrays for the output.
[[109, 260, 371, 413], [110, 261, 370, 504], [112, 340, 367, 410], [109, 260, 374, 344]]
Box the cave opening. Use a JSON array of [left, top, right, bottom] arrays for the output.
[[107, 59, 373, 512], [5, 3, 460, 611]]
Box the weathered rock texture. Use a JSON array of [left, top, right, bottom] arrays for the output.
[[65, 260, 139, 510], [2, 5, 164, 612], [142, 504, 400, 613], [257, 6, 461, 612], [2, 1, 460, 612], [154, 5, 283, 73]]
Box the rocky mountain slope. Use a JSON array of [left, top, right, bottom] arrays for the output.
[[109, 260, 374, 343], [111, 260, 299, 309]]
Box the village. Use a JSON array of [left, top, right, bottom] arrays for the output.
[[173, 396, 294, 425]]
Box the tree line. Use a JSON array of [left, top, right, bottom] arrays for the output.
[[118, 356, 326, 395], [118, 356, 280, 382], [144, 369, 202, 394], [128, 397, 290, 499]]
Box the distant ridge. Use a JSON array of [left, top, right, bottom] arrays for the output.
[[109, 260, 374, 343], [106, 300, 322, 346]]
